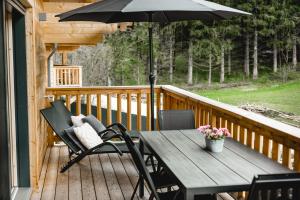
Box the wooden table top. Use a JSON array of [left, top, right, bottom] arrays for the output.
[[140, 129, 292, 196]]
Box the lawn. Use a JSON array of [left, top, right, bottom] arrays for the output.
[[194, 80, 300, 115]]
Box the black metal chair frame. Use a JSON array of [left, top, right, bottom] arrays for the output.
[[247, 173, 300, 200], [41, 106, 128, 172], [116, 124, 181, 200]]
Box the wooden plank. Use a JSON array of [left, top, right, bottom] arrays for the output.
[[232, 123, 239, 141], [80, 156, 96, 200], [41, 147, 59, 200], [246, 129, 253, 148], [89, 155, 110, 200], [43, 33, 103, 45], [99, 154, 124, 200], [146, 93, 151, 131], [65, 95, 71, 110], [97, 94, 102, 121], [119, 154, 150, 199], [76, 94, 81, 115], [137, 93, 142, 131], [263, 135, 270, 158], [117, 94, 122, 123], [127, 93, 132, 131], [109, 154, 138, 200], [240, 126, 245, 145], [294, 150, 300, 171], [282, 146, 291, 168], [272, 141, 279, 162], [68, 154, 82, 200], [86, 94, 91, 115], [254, 132, 261, 153], [162, 130, 247, 186], [55, 147, 69, 200], [30, 148, 51, 200], [107, 94, 112, 125]]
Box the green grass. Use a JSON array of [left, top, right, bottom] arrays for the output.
[[194, 80, 300, 115]]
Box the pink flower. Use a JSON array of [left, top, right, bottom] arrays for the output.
[[197, 125, 231, 140]]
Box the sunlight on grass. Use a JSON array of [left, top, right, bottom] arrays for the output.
[[195, 81, 300, 115]]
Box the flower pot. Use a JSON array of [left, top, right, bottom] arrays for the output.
[[205, 138, 224, 153]]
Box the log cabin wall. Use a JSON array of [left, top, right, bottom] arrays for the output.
[[24, 0, 48, 189]]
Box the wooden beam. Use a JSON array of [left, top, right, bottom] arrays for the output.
[[41, 22, 118, 34], [43, 2, 91, 13], [43, 33, 104, 45], [46, 45, 80, 52]]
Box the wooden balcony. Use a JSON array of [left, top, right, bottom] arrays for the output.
[[33, 85, 300, 200], [51, 65, 82, 87]]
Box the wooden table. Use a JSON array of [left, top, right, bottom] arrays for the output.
[[139, 130, 292, 200]]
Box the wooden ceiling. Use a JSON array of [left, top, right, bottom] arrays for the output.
[[40, 0, 122, 52]]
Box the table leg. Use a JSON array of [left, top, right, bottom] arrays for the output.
[[184, 190, 194, 200], [139, 139, 144, 197]]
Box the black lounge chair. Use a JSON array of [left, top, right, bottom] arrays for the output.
[[116, 125, 180, 200], [247, 173, 300, 200], [40, 106, 127, 172], [158, 110, 195, 130], [51, 100, 140, 139]]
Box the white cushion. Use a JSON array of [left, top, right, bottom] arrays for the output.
[[74, 123, 103, 149], [71, 114, 86, 127]]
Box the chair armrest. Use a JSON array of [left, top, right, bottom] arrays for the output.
[[98, 128, 118, 138], [103, 133, 123, 142], [87, 141, 123, 156], [106, 123, 127, 132]]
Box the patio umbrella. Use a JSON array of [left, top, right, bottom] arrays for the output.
[[56, 0, 250, 130]]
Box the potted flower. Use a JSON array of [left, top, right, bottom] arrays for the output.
[[197, 125, 231, 153]]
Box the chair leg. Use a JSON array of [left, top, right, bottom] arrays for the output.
[[61, 151, 88, 173], [131, 178, 141, 200]]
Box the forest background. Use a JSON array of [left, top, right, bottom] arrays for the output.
[[55, 0, 300, 126]]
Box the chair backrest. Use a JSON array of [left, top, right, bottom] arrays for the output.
[[51, 100, 73, 126], [120, 131, 160, 200], [247, 173, 300, 200], [40, 107, 81, 153], [158, 110, 195, 130]]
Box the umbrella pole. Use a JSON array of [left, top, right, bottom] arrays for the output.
[[148, 12, 155, 131]]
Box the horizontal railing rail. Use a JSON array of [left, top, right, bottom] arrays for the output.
[[45, 85, 300, 173]]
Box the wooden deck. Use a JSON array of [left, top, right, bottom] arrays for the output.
[[30, 146, 233, 200]]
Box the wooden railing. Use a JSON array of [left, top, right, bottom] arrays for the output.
[[45, 85, 300, 173], [51, 65, 82, 87]]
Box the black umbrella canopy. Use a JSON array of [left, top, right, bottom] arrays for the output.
[[57, 0, 250, 23], [56, 0, 250, 131]]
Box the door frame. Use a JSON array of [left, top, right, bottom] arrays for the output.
[[0, 0, 11, 199]]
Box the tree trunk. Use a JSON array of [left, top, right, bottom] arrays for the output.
[[169, 32, 174, 83], [273, 34, 278, 73], [253, 30, 258, 80], [188, 39, 193, 85], [244, 33, 250, 77], [208, 52, 212, 86], [228, 49, 231, 75], [293, 35, 297, 69], [220, 45, 225, 83]]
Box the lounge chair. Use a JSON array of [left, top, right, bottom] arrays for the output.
[[247, 173, 300, 200], [40, 106, 130, 172], [51, 99, 140, 139]]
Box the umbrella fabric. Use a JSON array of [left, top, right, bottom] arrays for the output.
[[57, 0, 250, 23]]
